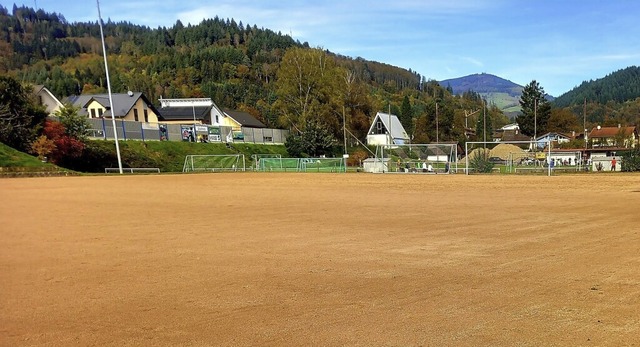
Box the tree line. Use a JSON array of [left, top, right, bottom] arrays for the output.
[[2, 5, 639, 159]]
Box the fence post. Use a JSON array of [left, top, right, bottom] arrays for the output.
[[101, 117, 107, 139], [120, 119, 127, 140], [140, 122, 145, 141]]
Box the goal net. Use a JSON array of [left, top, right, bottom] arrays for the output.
[[182, 154, 245, 172], [257, 157, 301, 172], [374, 144, 457, 173], [256, 157, 346, 172], [300, 158, 346, 173]]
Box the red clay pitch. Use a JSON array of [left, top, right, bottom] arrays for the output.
[[1, 173, 639, 346]]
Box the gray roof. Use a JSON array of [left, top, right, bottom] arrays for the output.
[[158, 106, 211, 122], [223, 110, 266, 128], [65, 92, 158, 118]]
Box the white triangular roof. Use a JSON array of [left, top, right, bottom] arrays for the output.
[[368, 112, 409, 143]]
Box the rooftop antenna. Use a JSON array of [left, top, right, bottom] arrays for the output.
[[97, 0, 123, 174]]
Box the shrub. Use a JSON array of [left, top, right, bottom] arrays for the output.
[[621, 148, 640, 172], [469, 149, 495, 173]]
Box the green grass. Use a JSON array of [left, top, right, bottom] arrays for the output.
[[86, 140, 289, 172], [0, 142, 51, 168]]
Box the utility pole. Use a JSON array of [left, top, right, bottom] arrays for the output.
[[435, 102, 439, 144], [583, 98, 587, 150], [534, 98, 537, 140], [483, 98, 486, 149], [464, 109, 480, 136]]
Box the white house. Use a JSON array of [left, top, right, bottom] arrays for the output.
[[500, 123, 520, 131], [366, 112, 410, 146], [32, 85, 64, 116], [535, 132, 571, 149]]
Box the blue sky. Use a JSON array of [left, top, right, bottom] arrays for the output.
[[5, 0, 640, 96]]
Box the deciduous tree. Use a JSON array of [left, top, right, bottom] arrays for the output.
[[0, 76, 47, 151]]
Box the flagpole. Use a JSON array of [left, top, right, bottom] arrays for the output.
[[97, 0, 123, 174]]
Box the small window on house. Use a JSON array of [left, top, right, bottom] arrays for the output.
[[215, 115, 219, 124], [133, 109, 139, 121], [90, 109, 96, 118], [143, 109, 148, 122], [376, 120, 383, 134], [98, 109, 103, 117]]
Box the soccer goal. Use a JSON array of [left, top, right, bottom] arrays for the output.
[[182, 154, 245, 172], [464, 140, 552, 175], [251, 154, 282, 171], [374, 143, 458, 173], [299, 157, 346, 173], [256, 157, 346, 172], [256, 157, 301, 172]]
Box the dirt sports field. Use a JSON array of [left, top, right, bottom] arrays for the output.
[[1, 173, 639, 346]]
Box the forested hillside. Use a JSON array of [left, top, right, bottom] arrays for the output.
[[2, 4, 508, 147], [552, 66, 640, 127], [554, 66, 640, 107]]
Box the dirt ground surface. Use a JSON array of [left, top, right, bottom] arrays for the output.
[[1, 173, 640, 346]]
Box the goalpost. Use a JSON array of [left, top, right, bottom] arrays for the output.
[[464, 140, 552, 176], [255, 157, 346, 172], [182, 154, 245, 172], [299, 157, 346, 173], [374, 144, 457, 173]]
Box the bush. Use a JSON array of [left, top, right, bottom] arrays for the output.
[[469, 150, 495, 173], [621, 148, 640, 172]]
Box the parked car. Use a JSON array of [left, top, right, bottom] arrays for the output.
[[489, 157, 506, 165], [519, 158, 535, 166]]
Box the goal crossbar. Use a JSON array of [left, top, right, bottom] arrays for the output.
[[374, 143, 458, 173], [182, 154, 245, 172]]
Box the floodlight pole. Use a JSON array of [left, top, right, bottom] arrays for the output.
[[97, 0, 122, 174]]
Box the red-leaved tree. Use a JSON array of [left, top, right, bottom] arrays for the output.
[[42, 120, 84, 164]]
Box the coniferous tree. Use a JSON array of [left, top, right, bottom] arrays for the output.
[[516, 80, 551, 137], [400, 95, 413, 134]]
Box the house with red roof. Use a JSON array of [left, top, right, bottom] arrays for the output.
[[588, 125, 637, 149]]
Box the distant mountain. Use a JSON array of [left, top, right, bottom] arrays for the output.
[[441, 73, 522, 97], [440, 73, 525, 118], [553, 66, 640, 108]]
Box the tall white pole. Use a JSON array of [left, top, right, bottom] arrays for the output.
[[97, 0, 123, 174], [342, 106, 347, 154], [548, 139, 552, 176], [388, 104, 392, 145]]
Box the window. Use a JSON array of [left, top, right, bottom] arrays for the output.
[[98, 109, 103, 117], [143, 109, 149, 122], [133, 109, 139, 121], [376, 120, 383, 134], [90, 109, 96, 118]]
